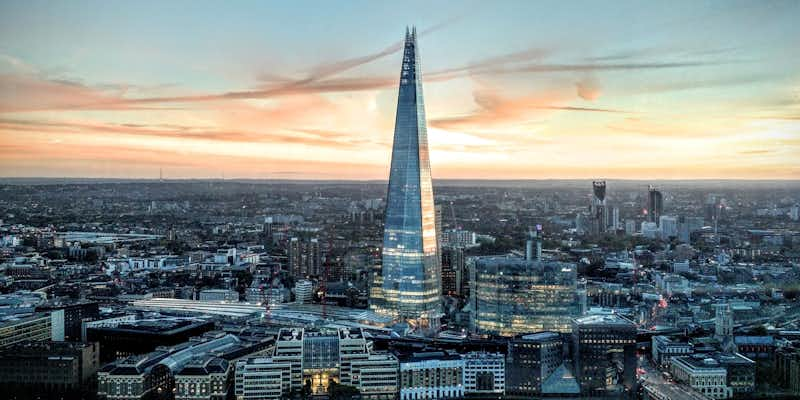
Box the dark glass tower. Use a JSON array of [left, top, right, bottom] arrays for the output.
[[371, 27, 442, 330]]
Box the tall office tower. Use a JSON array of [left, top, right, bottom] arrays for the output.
[[647, 185, 663, 225], [590, 181, 607, 235], [371, 28, 442, 330]]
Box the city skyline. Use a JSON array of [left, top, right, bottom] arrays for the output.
[[1, 0, 800, 180]]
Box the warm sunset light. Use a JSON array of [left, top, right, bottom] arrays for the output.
[[1, 1, 798, 179]]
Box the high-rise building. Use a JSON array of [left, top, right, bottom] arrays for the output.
[[371, 28, 442, 330], [648, 185, 663, 225], [287, 237, 322, 278], [591, 181, 607, 235], [469, 257, 581, 335]]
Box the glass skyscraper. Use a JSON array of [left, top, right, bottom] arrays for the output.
[[371, 27, 442, 329]]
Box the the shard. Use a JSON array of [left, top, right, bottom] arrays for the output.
[[371, 27, 442, 330]]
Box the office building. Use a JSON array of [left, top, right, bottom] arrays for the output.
[[506, 332, 564, 396], [235, 328, 397, 399], [591, 181, 608, 235], [670, 354, 733, 399], [462, 352, 505, 396], [572, 314, 637, 395], [36, 301, 100, 342], [86, 318, 215, 362], [371, 28, 442, 331], [652, 335, 693, 369], [0, 311, 64, 348], [399, 351, 463, 400], [441, 247, 466, 296], [470, 256, 580, 335], [0, 341, 100, 398], [648, 185, 663, 225]]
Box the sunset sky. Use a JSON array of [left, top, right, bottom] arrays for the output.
[[1, 0, 799, 179]]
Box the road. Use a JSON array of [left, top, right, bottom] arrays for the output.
[[638, 356, 709, 400]]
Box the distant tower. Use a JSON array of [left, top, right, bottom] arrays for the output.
[[591, 181, 607, 235], [159, 168, 163, 182], [371, 27, 442, 331], [647, 185, 663, 226]]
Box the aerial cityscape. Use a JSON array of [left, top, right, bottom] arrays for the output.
[[1, 1, 799, 400]]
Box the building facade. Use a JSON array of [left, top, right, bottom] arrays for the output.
[[572, 315, 637, 395], [506, 332, 564, 396], [371, 28, 442, 330], [470, 256, 580, 335]]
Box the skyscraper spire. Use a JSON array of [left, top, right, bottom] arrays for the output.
[[370, 29, 442, 332]]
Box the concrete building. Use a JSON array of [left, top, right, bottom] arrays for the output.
[[399, 351, 464, 400], [294, 279, 313, 304], [235, 328, 397, 400], [198, 289, 239, 302], [670, 355, 733, 400], [36, 301, 100, 342], [462, 352, 505, 396], [0, 340, 100, 397], [652, 335, 693, 369], [0, 310, 64, 348]]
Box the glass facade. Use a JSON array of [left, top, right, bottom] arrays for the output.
[[471, 257, 580, 335], [371, 28, 442, 328]]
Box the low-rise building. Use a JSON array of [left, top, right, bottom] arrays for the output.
[[652, 335, 693, 369], [0, 341, 100, 397], [399, 351, 464, 400], [670, 354, 732, 400], [463, 352, 504, 396]]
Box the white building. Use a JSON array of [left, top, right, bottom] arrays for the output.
[[652, 335, 693, 368], [235, 357, 293, 400], [399, 351, 464, 400], [235, 328, 397, 400], [441, 229, 478, 248], [671, 355, 732, 399], [294, 280, 313, 304], [462, 352, 505, 395]]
